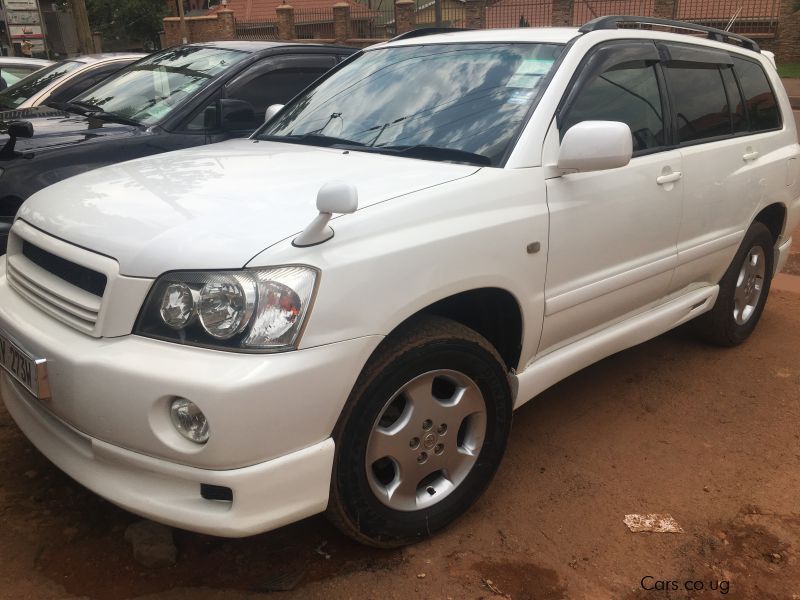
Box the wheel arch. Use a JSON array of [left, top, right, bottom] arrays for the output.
[[753, 202, 787, 244], [390, 287, 524, 373]]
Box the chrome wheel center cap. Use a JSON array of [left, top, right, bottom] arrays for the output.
[[422, 433, 437, 450]]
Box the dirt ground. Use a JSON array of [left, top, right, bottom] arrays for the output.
[[2, 243, 800, 599]]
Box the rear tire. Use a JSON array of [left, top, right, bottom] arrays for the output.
[[326, 315, 512, 547], [693, 221, 774, 346]]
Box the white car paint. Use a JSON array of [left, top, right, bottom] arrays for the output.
[[1, 26, 799, 538]]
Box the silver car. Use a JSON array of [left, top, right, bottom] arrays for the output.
[[0, 53, 143, 111], [0, 57, 52, 90]]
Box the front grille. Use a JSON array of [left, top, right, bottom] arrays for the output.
[[7, 239, 105, 334], [22, 241, 107, 297]]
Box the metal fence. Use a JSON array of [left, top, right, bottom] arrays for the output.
[[572, 1, 654, 25], [673, 0, 780, 35], [486, 0, 551, 28], [294, 8, 336, 39], [235, 20, 278, 40], [572, 0, 779, 34], [351, 3, 396, 38], [410, 3, 467, 28], [233, 0, 782, 42]]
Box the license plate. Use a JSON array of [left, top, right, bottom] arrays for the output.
[[0, 329, 50, 399]]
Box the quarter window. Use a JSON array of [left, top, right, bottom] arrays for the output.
[[733, 57, 780, 132], [561, 59, 665, 153], [720, 65, 748, 134], [665, 63, 731, 143]]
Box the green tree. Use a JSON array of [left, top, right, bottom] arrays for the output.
[[58, 0, 169, 49]]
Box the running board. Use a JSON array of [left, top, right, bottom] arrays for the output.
[[512, 285, 719, 408]]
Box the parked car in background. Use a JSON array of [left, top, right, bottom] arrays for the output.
[[0, 57, 52, 90], [0, 19, 797, 547], [0, 54, 143, 112], [0, 41, 356, 254]]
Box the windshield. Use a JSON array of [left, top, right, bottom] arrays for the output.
[[0, 60, 81, 109], [258, 43, 562, 166], [71, 46, 249, 126]]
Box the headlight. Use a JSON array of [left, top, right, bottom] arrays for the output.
[[135, 266, 318, 351]]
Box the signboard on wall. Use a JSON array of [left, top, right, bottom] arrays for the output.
[[9, 24, 43, 38], [7, 10, 39, 24], [3, 0, 39, 9]]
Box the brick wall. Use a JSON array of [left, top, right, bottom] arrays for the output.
[[760, 0, 800, 63], [162, 10, 235, 47]]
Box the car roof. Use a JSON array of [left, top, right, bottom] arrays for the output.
[[383, 27, 581, 47], [378, 24, 765, 59], [184, 40, 356, 53], [0, 57, 53, 66], [71, 53, 146, 64]]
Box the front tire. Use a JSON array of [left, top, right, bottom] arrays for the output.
[[694, 221, 774, 346], [326, 315, 512, 547]]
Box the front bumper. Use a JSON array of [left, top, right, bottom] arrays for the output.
[[0, 258, 383, 535], [2, 374, 335, 536]]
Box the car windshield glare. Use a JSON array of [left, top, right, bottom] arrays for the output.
[[0, 60, 81, 109], [258, 43, 562, 166], [72, 46, 249, 126]]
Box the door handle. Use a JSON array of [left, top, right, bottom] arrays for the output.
[[656, 171, 682, 185], [742, 151, 759, 161]]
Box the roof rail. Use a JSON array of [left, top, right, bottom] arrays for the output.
[[579, 15, 760, 52], [390, 27, 470, 42]]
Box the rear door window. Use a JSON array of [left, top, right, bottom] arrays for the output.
[[732, 57, 781, 132], [664, 62, 732, 143]]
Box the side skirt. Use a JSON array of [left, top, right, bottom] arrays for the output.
[[512, 285, 719, 409]]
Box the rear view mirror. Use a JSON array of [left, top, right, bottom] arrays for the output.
[[264, 104, 284, 123], [557, 121, 632, 174], [219, 98, 257, 133]]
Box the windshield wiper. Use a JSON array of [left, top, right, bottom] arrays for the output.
[[47, 100, 97, 115], [356, 144, 492, 167], [260, 133, 366, 148], [84, 110, 140, 127]]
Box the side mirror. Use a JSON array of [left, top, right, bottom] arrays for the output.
[[294, 181, 359, 247], [264, 103, 284, 123], [0, 120, 34, 160], [219, 98, 257, 132], [557, 121, 632, 174], [8, 121, 34, 139]]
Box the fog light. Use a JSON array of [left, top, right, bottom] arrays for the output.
[[169, 398, 209, 444]]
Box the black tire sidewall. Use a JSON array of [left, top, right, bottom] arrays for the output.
[[715, 223, 774, 344], [332, 336, 512, 546]]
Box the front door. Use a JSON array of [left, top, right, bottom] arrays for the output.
[[539, 41, 683, 355]]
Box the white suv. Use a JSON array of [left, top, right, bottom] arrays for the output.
[[1, 17, 798, 547]]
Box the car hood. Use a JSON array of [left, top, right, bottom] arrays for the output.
[[19, 139, 480, 277], [0, 107, 138, 152]]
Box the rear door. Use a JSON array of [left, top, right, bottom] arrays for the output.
[[664, 44, 785, 293], [540, 41, 683, 354]]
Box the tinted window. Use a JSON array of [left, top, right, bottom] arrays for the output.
[[227, 66, 331, 122], [665, 63, 731, 143], [561, 59, 665, 153], [260, 43, 563, 167], [733, 57, 780, 131], [720, 65, 747, 134]]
